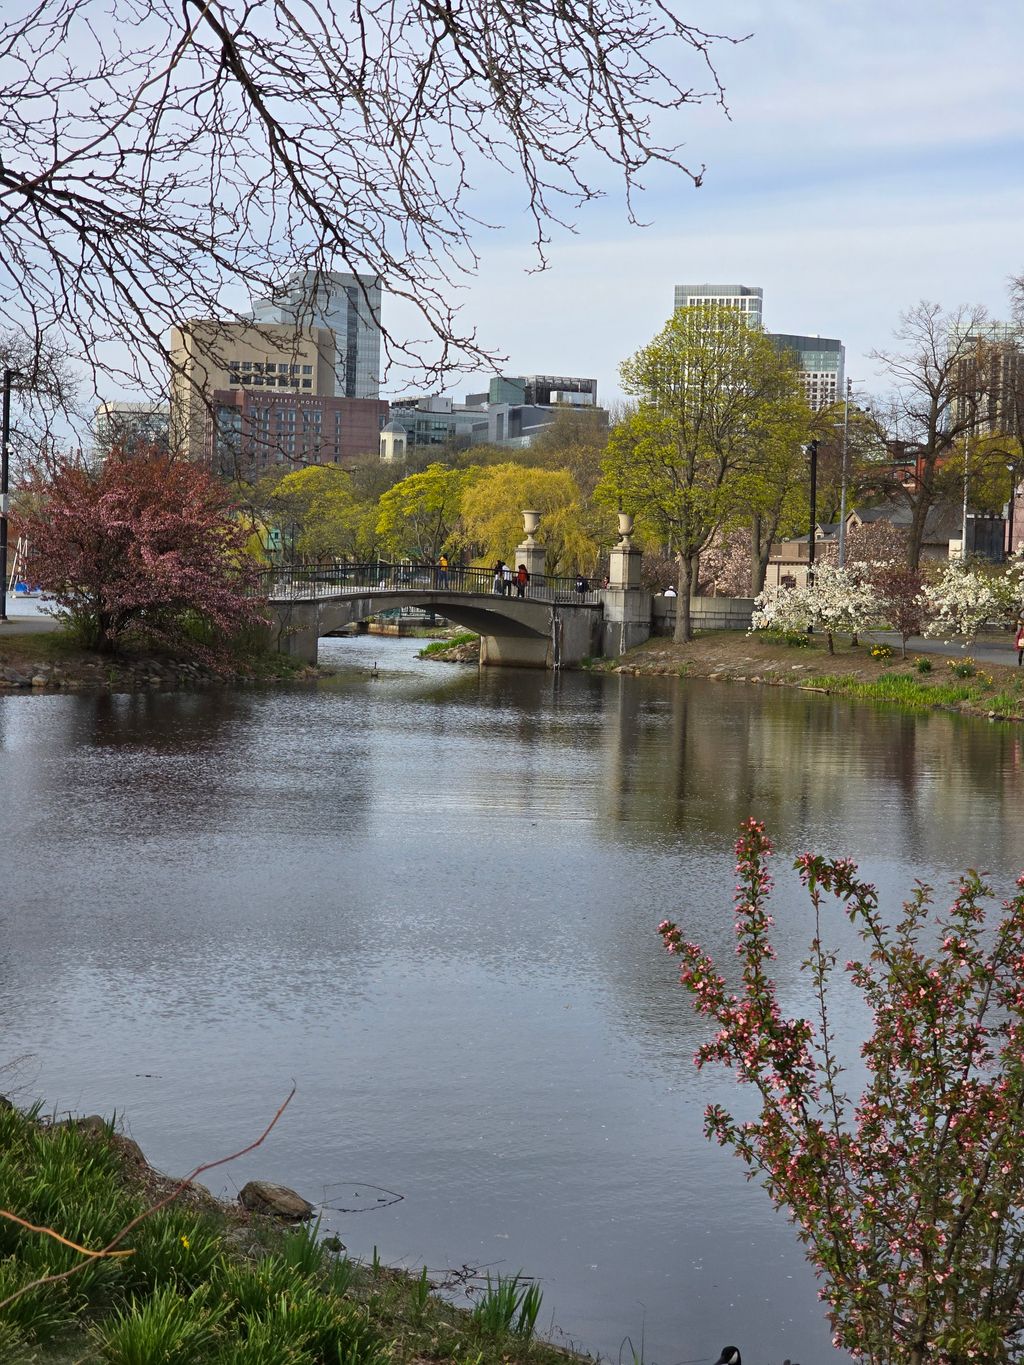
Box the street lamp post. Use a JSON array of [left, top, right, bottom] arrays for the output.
[[1008, 462, 1019, 559], [837, 378, 863, 568], [807, 439, 820, 583], [0, 368, 19, 624]]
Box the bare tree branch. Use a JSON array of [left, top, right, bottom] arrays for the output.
[[0, 0, 741, 397]]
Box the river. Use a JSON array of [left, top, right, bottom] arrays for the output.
[[2, 635, 1023, 1365]]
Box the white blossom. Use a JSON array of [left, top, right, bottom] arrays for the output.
[[921, 563, 1000, 639], [751, 564, 876, 639]]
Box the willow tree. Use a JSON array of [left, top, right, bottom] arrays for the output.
[[602, 306, 806, 641], [459, 463, 598, 575], [268, 464, 375, 560], [375, 463, 472, 562]]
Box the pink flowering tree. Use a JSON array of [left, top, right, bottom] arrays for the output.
[[19, 451, 265, 655], [659, 820, 1024, 1365]]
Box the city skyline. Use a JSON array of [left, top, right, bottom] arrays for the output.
[[400, 0, 1024, 412], [71, 0, 1024, 433]]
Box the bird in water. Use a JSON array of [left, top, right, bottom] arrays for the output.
[[368, 661, 379, 679]]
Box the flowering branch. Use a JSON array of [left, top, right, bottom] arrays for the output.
[[660, 822, 1024, 1365]]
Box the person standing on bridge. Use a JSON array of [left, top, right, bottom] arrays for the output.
[[516, 563, 529, 598], [437, 553, 449, 588], [502, 563, 514, 596], [492, 562, 505, 595]]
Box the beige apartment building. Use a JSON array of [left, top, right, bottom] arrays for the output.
[[168, 319, 386, 475]]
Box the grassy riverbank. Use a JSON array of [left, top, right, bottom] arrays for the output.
[[0, 1102, 582, 1365], [0, 627, 317, 692], [591, 631, 1024, 721]]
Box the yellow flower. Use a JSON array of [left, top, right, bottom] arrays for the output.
[[180, 1235, 190, 1250]]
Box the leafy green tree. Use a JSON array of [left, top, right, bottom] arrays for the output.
[[375, 463, 472, 561], [458, 463, 598, 576], [527, 407, 611, 494], [268, 465, 374, 559], [601, 306, 806, 641]]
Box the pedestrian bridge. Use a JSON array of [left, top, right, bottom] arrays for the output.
[[262, 563, 607, 669]]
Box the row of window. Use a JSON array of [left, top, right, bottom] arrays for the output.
[[228, 374, 314, 389], [227, 360, 314, 374]]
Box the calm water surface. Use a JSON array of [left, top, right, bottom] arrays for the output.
[[3, 637, 1024, 1365]]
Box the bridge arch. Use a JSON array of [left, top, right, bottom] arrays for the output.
[[267, 588, 604, 668]]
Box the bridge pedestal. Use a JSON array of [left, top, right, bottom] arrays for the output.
[[601, 537, 652, 656], [479, 633, 552, 668]]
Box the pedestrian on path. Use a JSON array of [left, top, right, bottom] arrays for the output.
[[1016, 615, 1024, 666]]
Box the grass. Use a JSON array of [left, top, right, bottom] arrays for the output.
[[418, 632, 478, 658], [470, 1274, 542, 1339], [801, 668, 1023, 715], [0, 1105, 578, 1365]]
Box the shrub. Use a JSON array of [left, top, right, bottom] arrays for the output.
[[869, 643, 892, 660], [914, 656, 932, 673]]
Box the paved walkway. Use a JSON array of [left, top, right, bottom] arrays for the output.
[[864, 629, 1021, 669], [0, 595, 60, 634]]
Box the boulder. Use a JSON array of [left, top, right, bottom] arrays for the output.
[[238, 1180, 314, 1221]]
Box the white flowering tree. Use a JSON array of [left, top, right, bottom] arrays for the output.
[[752, 564, 877, 654], [808, 562, 878, 653], [751, 581, 813, 634], [922, 563, 1001, 641]]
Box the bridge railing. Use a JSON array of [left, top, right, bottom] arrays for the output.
[[256, 560, 602, 605]]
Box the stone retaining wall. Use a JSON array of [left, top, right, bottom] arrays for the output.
[[652, 595, 755, 635]]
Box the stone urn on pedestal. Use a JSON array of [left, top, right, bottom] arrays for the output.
[[514, 510, 546, 585], [609, 512, 641, 588]]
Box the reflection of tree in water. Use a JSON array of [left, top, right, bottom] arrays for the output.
[[594, 676, 1024, 870], [589, 675, 1024, 1092]]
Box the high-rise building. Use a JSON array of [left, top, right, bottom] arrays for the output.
[[769, 333, 846, 411], [93, 401, 170, 459], [673, 283, 844, 411], [674, 283, 764, 327], [168, 319, 386, 475], [953, 321, 1024, 437], [250, 271, 383, 400]]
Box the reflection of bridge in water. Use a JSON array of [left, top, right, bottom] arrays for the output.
[[260, 562, 611, 669]]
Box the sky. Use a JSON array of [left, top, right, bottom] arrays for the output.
[[394, 0, 1024, 410]]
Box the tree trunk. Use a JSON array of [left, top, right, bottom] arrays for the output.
[[750, 512, 763, 594], [907, 490, 931, 571], [673, 554, 693, 642]]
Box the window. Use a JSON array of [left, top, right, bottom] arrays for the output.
[[265, 362, 276, 373], [301, 365, 312, 375], [302, 379, 312, 389]]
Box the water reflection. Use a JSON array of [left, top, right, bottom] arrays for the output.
[[1, 639, 1023, 1365]]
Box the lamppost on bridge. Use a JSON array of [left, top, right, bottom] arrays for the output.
[[0, 368, 21, 624]]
